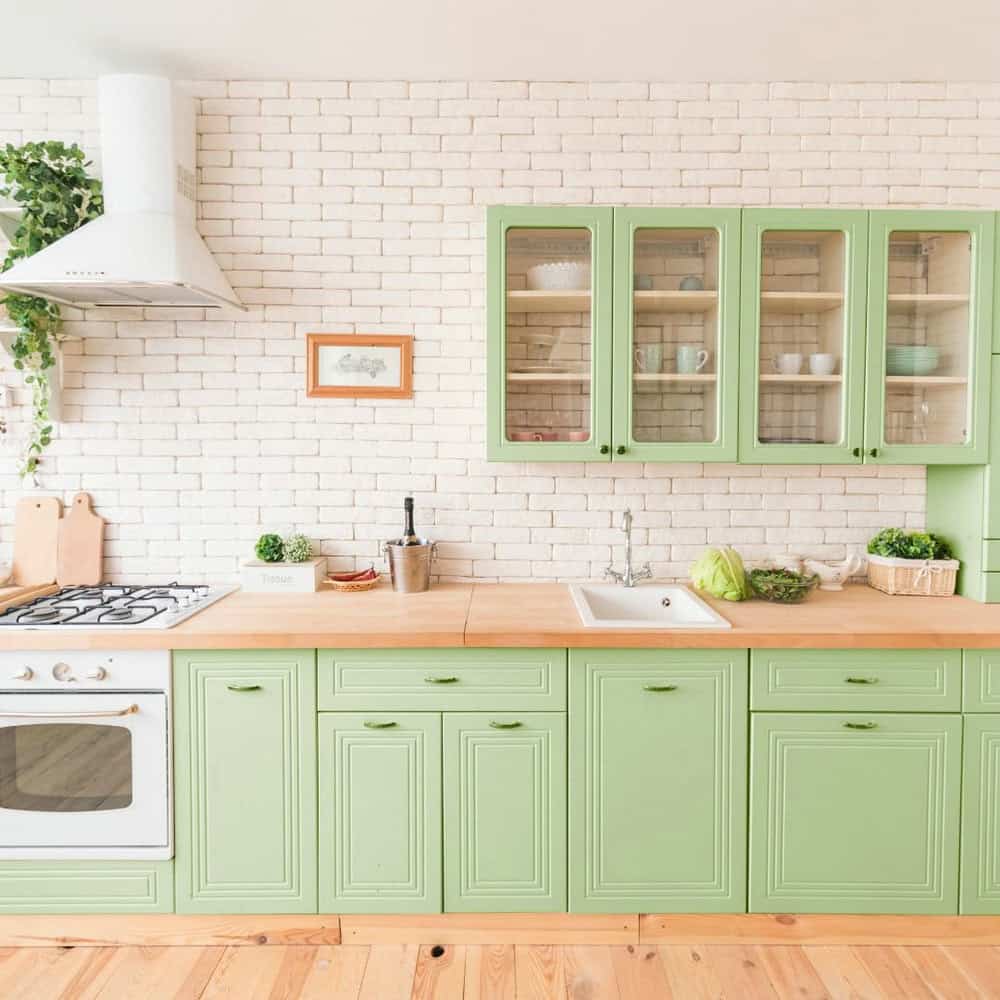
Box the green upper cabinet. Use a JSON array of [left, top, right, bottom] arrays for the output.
[[173, 650, 317, 914], [487, 206, 614, 461], [739, 209, 869, 464], [865, 210, 994, 464], [611, 208, 741, 461]]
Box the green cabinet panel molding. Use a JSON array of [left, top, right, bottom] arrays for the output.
[[750, 648, 962, 713], [960, 715, 1000, 913], [0, 861, 173, 913], [569, 649, 748, 913], [443, 713, 567, 912], [963, 650, 1000, 712], [173, 650, 317, 914], [750, 712, 961, 914], [317, 648, 567, 712], [319, 713, 442, 914]]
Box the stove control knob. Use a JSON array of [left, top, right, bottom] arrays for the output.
[[86, 668, 107, 681], [11, 667, 33, 681], [52, 662, 76, 683]]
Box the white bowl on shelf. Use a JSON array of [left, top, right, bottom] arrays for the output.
[[526, 261, 590, 291]]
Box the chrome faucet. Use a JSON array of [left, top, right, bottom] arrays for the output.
[[604, 508, 652, 587]]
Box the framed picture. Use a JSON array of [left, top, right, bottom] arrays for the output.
[[306, 333, 413, 399]]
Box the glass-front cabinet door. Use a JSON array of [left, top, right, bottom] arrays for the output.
[[865, 211, 994, 464], [487, 207, 614, 461], [611, 209, 740, 461], [739, 210, 869, 463]]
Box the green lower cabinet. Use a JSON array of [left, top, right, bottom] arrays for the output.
[[173, 650, 317, 914], [443, 713, 566, 912], [0, 861, 173, 913], [319, 713, 442, 913], [961, 715, 1000, 913], [750, 713, 961, 914], [569, 649, 748, 913]]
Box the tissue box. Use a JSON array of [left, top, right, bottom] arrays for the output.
[[241, 557, 325, 593]]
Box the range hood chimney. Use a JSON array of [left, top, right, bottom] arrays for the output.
[[0, 75, 243, 310]]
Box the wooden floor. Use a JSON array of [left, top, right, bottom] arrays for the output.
[[4, 941, 999, 999]]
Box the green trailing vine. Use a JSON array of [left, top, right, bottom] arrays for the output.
[[0, 142, 103, 481]]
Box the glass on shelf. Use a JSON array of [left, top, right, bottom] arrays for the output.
[[883, 231, 972, 446], [504, 227, 593, 443], [630, 228, 720, 444], [756, 230, 847, 446]]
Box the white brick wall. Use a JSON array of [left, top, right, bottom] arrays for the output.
[[6, 77, 995, 583]]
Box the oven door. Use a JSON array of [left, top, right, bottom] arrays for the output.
[[0, 693, 168, 855]]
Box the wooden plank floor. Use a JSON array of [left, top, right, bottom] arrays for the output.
[[7, 942, 999, 998]]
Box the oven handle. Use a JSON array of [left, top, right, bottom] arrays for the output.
[[0, 704, 140, 719]]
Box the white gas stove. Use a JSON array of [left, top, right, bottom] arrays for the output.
[[0, 583, 236, 630]]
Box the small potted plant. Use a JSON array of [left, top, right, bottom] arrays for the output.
[[241, 532, 325, 593], [865, 528, 959, 597]]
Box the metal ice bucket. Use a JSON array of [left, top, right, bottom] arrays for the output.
[[382, 538, 438, 593]]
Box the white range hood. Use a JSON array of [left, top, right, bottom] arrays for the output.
[[0, 75, 243, 310]]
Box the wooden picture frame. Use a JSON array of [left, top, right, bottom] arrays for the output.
[[306, 333, 413, 399]]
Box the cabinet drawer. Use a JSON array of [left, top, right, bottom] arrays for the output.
[[750, 649, 961, 712], [317, 648, 566, 711], [964, 650, 1000, 711], [0, 861, 174, 913]]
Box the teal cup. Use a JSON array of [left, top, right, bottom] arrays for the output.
[[676, 345, 709, 374]]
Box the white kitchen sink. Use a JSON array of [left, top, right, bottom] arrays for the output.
[[569, 583, 732, 629]]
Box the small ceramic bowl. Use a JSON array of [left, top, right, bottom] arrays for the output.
[[526, 261, 590, 291]]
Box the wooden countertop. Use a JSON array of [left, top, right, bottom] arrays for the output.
[[1, 581, 999, 651]]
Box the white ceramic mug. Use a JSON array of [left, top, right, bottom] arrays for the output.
[[634, 344, 663, 373], [676, 345, 709, 374], [773, 353, 803, 375], [809, 353, 836, 376]]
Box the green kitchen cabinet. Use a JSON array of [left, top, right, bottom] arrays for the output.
[[738, 208, 869, 464], [750, 713, 961, 914], [443, 713, 566, 913], [319, 713, 442, 913], [611, 208, 741, 461], [173, 650, 317, 914], [487, 205, 614, 461], [964, 650, 1000, 712], [569, 649, 748, 913], [960, 715, 1000, 913], [0, 861, 173, 913], [865, 210, 994, 464]]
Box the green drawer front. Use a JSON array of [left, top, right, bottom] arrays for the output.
[[750, 649, 961, 712], [983, 574, 1000, 603], [964, 650, 1000, 711], [983, 540, 1000, 571], [0, 861, 174, 913], [317, 648, 566, 711]]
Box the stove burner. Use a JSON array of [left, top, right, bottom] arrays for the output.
[[22, 608, 61, 622]]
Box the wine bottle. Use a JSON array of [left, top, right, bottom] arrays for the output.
[[401, 496, 420, 545]]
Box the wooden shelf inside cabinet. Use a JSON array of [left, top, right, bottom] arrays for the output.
[[887, 293, 970, 314], [505, 290, 590, 313], [760, 374, 842, 385], [759, 292, 844, 314], [885, 375, 969, 387], [506, 371, 589, 383], [633, 290, 718, 313], [633, 373, 717, 384]]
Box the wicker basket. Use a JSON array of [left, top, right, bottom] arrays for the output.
[[866, 554, 959, 597]]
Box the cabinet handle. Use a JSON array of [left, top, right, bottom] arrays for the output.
[[643, 684, 678, 692], [424, 675, 458, 684], [363, 720, 397, 729], [845, 676, 879, 685], [616, 445, 626, 455], [852, 447, 861, 458], [226, 683, 261, 692], [489, 721, 522, 729], [843, 721, 878, 730], [869, 448, 878, 458], [599, 444, 610, 455]]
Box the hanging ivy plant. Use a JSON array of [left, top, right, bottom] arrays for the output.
[[0, 142, 103, 482]]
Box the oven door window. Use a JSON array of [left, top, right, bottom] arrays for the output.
[[0, 723, 133, 813]]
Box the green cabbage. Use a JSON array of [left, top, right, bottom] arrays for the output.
[[689, 546, 751, 601]]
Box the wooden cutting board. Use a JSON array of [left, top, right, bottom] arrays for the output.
[[12, 496, 62, 586], [57, 492, 105, 586]]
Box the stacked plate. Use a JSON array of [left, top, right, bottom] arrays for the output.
[[886, 345, 939, 376]]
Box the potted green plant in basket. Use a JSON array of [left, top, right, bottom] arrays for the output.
[[866, 528, 959, 597]]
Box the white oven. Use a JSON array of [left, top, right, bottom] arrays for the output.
[[0, 650, 171, 859]]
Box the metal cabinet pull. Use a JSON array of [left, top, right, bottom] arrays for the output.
[[489, 721, 522, 729], [643, 684, 678, 692], [845, 677, 879, 685], [0, 704, 139, 719], [226, 683, 261, 692], [424, 676, 458, 684], [599, 444, 610, 455], [843, 721, 878, 730], [363, 721, 397, 729]]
